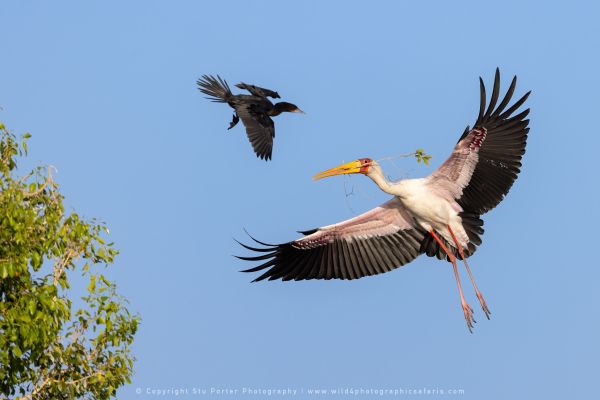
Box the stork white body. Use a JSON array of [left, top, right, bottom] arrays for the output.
[[370, 170, 470, 249]]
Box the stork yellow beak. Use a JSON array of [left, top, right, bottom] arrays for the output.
[[313, 159, 367, 181]]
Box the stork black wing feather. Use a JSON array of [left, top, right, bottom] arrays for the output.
[[491, 76, 517, 118], [499, 91, 531, 119], [476, 78, 486, 126], [484, 68, 501, 118], [236, 228, 426, 281], [458, 68, 531, 215]]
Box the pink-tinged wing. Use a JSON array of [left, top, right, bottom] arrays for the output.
[[237, 198, 426, 281], [426, 127, 487, 202], [426, 68, 531, 215]]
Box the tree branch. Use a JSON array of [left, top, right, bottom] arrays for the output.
[[20, 166, 55, 199]]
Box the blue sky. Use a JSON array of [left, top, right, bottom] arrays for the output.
[[1, 1, 599, 399]]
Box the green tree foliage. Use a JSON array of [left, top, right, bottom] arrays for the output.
[[0, 122, 139, 399]]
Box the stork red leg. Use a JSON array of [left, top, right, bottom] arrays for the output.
[[429, 230, 475, 332], [447, 226, 491, 320]]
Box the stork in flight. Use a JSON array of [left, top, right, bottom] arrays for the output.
[[237, 69, 530, 332]]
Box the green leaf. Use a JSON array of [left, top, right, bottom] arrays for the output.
[[28, 300, 36, 316], [88, 275, 96, 293], [100, 275, 111, 287]]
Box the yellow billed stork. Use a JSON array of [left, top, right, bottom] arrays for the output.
[[238, 69, 530, 332]]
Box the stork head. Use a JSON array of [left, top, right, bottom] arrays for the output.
[[313, 158, 377, 181]]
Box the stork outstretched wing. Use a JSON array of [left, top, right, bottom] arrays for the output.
[[426, 68, 531, 215], [238, 198, 425, 281]]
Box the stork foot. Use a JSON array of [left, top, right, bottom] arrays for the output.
[[462, 301, 476, 333], [476, 292, 491, 320]]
